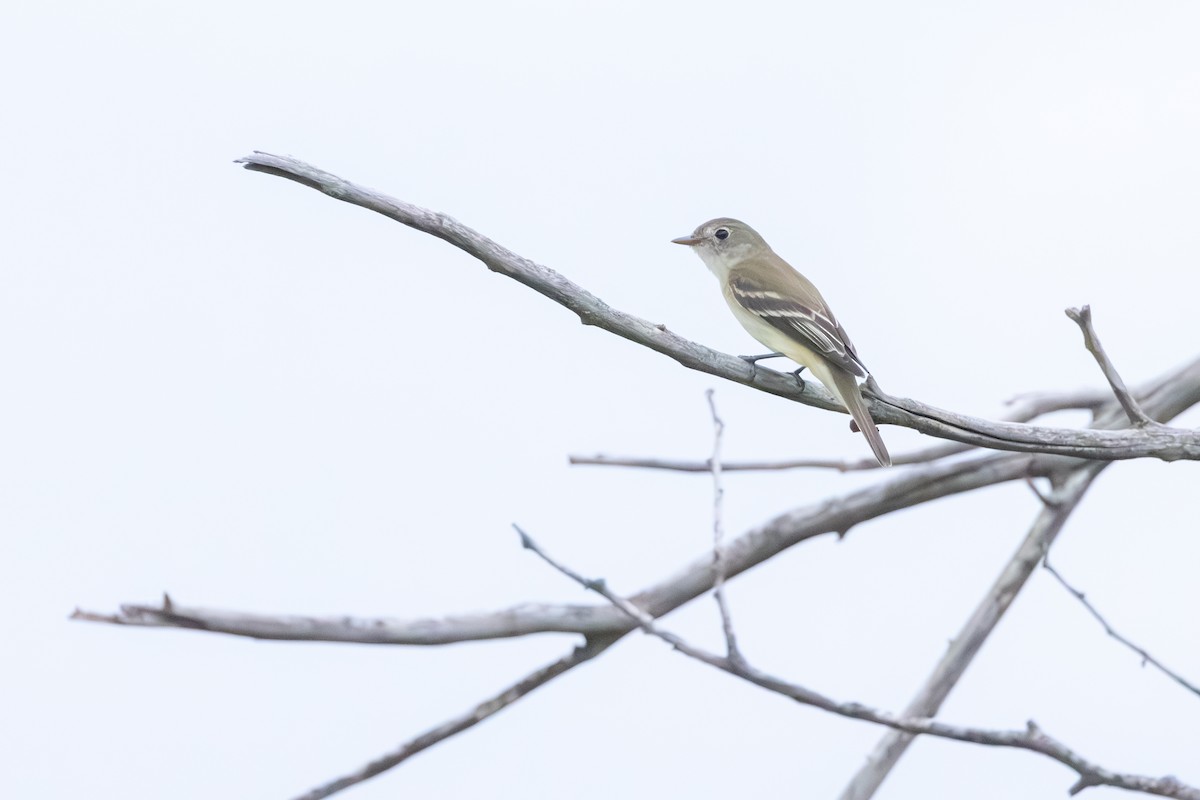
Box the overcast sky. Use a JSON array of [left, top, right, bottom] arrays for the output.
[[3, 2, 1198, 799]]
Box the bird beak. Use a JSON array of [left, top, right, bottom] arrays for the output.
[[671, 235, 703, 246]]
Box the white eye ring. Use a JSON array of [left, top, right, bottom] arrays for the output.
[[714, 228, 729, 240]]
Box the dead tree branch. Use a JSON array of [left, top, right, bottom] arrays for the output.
[[235, 152, 1200, 463], [1041, 554, 1200, 700], [705, 390, 741, 662], [569, 387, 1119, 473], [517, 526, 1200, 800], [59, 456, 1084, 643], [1067, 305, 1156, 427], [839, 461, 1106, 800], [839, 307, 1196, 799], [72, 346, 1200, 796], [72, 347, 1200, 644]]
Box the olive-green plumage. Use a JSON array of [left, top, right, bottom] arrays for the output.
[[673, 218, 890, 467]]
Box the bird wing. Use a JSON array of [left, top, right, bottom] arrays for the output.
[[727, 273, 867, 377]]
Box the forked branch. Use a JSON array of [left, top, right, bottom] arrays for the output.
[[516, 527, 1200, 800]]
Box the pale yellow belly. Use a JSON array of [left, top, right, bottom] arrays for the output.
[[723, 294, 844, 404]]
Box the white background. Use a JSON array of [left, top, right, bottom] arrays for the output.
[[3, 3, 1198, 798]]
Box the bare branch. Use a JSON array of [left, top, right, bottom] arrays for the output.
[[1067, 305, 1156, 427], [75, 450, 1053, 642], [870, 377, 1199, 462], [517, 527, 1200, 800], [237, 152, 1200, 463], [838, 462, 1106, 800], [568, 452, 889, 472], [722, 659, 1198, 800], [74, 351, 1200, 645], [569, 386, 1129, 473], [568, 443, 966, 472], [76, 369, 1198, 796], [705, 390, 741, 663], [290, 635, 617, 800], [1042, 553, 1200, 700], [1003, 387, 1116, 415], [71, 598, 621, 643], [71, 316, 1200, 800]]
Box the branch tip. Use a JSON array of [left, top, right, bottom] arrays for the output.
[[512, 523, 533, 549], [1065, 305, 1090, 325], [1066, 304, 1156, 427]]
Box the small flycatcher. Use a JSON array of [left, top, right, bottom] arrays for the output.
[[673, 218, 890, 466]]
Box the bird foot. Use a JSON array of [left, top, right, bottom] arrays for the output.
[[738, 352, 785, 365]]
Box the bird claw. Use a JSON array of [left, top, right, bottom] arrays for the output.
[[738, 352, 785, 365], [791, 366, 807, 391], [739, 352, 785, 382]]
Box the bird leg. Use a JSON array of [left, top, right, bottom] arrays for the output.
[[737, 353, 805, 389]]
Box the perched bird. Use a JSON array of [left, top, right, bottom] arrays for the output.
[[672, 218, 890, 466]]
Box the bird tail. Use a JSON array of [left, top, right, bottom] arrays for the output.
[[829, 368, 891, 467]]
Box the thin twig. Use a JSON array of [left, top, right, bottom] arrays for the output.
[[514, 525, 659, 631], [569, 388, 1121, 473], [1023, 475, 1061, 508], [291, 634, 617, 800], [838, 462, 1107, 800], [568, 452, 889, 472], [1041, 553, 1200, 699], [236, 152, 1200, 462], [705, 390, 741, 663], [516, 526, 1200, 800], [1067, 306, 1156, 427]]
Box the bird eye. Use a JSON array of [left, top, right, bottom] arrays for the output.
[[714, 228, 729, 240]]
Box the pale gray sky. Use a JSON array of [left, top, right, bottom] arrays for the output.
[[3, 2, 1198, 798]]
